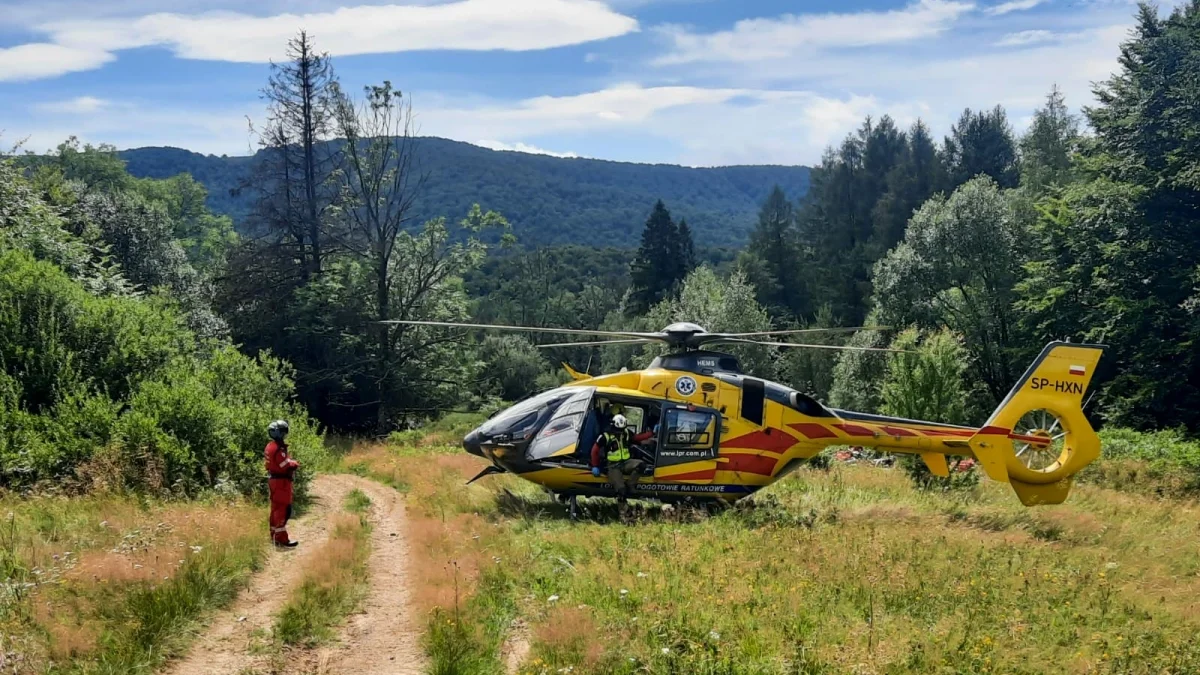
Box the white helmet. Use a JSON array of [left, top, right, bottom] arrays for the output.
[[611, 414, 628, 429]]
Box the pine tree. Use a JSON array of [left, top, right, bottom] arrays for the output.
[[745, 185, 801, 316], [944, 106, 1019, 189], [1019, 86, 1080, 195], [261, 31, 338, 277], [1019, 2, 1200, 430], [677, 218, 696, 277], [872, 120, 945, 252], [628, 200, 684, 316]]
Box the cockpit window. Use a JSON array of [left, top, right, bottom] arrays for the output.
[[479, 387, 578, 436], [527, 388, 594, 461]]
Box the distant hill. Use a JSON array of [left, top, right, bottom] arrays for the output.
[[119, 138, 810, 248]]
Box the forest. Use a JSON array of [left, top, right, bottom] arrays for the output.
[[117, 139, 811, 248], [3, 2, 1200, 496]]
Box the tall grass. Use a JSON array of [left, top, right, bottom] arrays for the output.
[[75, 541, 264, 674], [272, 512, 372, 646], [0, 493, 264, 674], [1079, 428, 1200, 497], [349, 429, 1200, 675]]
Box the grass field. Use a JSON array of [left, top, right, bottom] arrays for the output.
[[272, 509, 372, 647], [0, 494, 265, 674], [341, 435, 1200, 675]]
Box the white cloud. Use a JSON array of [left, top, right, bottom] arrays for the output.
[[0, 43, 113, 82], [6, 99, 261, 157], [423, 84, 894, 166], [32, 0, 637, 66], [474, 140, 580, 158], [995, 29, 1063, 46], [984, 0, 1045, 16], [33, 96, 112, 114], [654, 0, 975, 65]]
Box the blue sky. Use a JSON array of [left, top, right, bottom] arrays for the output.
[[0, 0, 1159, 166]]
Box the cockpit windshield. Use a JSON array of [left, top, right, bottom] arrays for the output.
[[478, 387, 577, 437]]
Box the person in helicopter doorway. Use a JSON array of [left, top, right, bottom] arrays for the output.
[[590, 414, 655, 512], [265, 420, 301, 548]]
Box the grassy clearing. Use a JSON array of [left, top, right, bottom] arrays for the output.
[[342, 434, 1200, 675], [0, 493, 264, 674], [344, 488, 372, 514], [272, 511, 372, 647]]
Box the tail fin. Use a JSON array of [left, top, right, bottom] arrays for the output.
[[969, 342, 1105, 506]]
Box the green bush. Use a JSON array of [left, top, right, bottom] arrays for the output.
[[0, 248, 325, 496], [1080, 428, 1200, 497]]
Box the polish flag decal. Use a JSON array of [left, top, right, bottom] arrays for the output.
[[1069, 364, 1086, 376]]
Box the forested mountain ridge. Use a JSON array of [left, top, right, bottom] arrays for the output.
[[119, 138, 811, 248]]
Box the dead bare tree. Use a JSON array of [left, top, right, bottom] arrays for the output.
[[332, 80, 425, 429]]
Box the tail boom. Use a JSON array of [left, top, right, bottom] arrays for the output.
[[820, 342, 1104, 505]]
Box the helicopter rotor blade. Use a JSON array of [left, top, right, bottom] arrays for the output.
[[535, 338, 658, 348], [379, 320, 659, 340], [715, 325, 892, 338], [719, 338, 917, 354]]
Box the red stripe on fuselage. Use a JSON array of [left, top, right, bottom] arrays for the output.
[[788, 423, 837, 439], [880, 425, 918, 437], [720, 453, 778, 476], [722, 429, 797, 454], [833, 423, 875, 437]]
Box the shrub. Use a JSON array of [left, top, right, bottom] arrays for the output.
[[0, 249, 325, 496], [1080, 428, 1200, 497]]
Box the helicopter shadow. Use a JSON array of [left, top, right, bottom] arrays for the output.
[[491, 488, 723, 525]]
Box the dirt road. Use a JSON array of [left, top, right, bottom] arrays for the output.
[[163, 474, 425, 675]]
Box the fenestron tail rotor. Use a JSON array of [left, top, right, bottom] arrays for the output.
[[380, 319, 897, 352]]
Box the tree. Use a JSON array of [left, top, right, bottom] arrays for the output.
[[873, 177, 1028, 401], [677, 218, 696, 277], [332, 80, 425, 428], [872, 120, 946, 252], [1018, 2, 1200, 431], [47, 138, 132, 194], [828, 324, 889, 413], [1019, 86, 1080, 195], [944, 106, 1019, 189], [262, 30, 338, 277], [882, 328, 978, 490], [743, 186, 802, 316], [795, 116, 915, 324], [633, 266, 777, 378], [628, 200, 687, 315], [881, 328, 970, 425], [477, 335, 546, 402]]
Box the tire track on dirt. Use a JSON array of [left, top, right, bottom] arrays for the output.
[[163, 475, 355, 675], [292, 475, 425, 675]]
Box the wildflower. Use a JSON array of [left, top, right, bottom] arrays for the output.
[[191, 546, 203, 553], [548, 595, 560, 603], [620, 589, 629, 596], [661, 648, 670, 655], [637, 572, 647, 578], [709, 630, 721, 641]]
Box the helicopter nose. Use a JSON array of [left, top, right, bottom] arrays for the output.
[[463, 429, 485, 458]]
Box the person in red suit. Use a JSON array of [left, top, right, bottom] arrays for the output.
[[265, 420, 300, 548]]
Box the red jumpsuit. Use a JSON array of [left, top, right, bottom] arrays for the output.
[[265, 440, 300, 544]]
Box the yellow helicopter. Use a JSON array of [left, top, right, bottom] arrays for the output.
[[391, 320, 1105, 515]]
